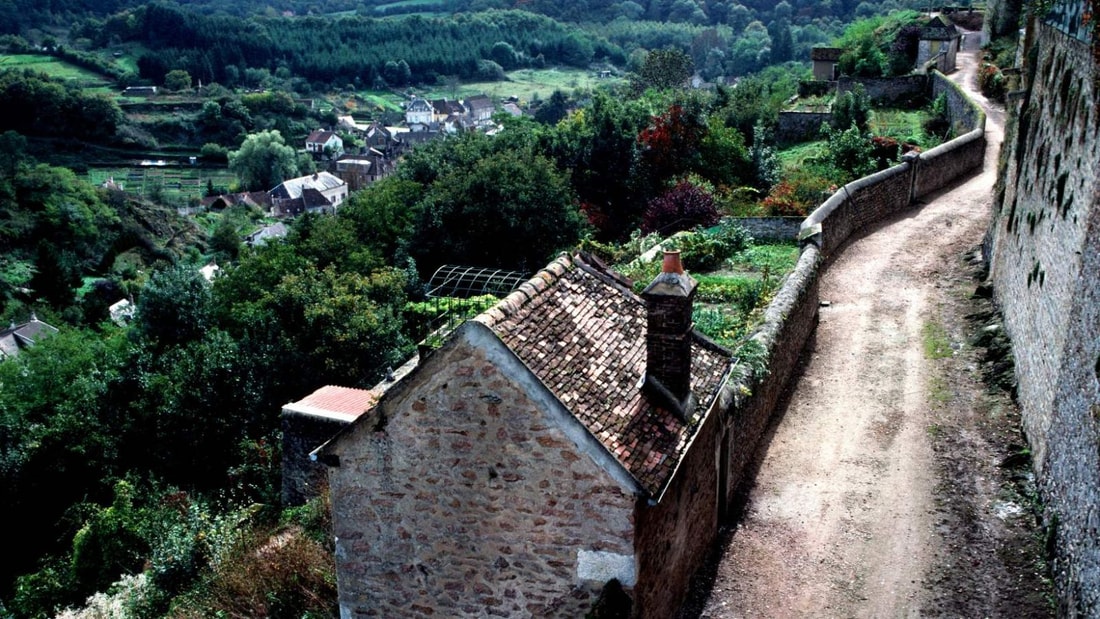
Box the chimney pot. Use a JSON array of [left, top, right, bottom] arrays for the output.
[[661, 250, 684, 274]]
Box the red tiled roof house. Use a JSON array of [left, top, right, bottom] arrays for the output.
[[314, 252, 745, 617]]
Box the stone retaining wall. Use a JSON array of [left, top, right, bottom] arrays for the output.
[[985, 22, 1100, 615], [776, 111, 830, 144], [838, 75, 929, 106], [734, 217, 803, 241]]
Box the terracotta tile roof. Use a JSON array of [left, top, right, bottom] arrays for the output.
[[475, 254, 731, 497], [285, 385, 378, 422]]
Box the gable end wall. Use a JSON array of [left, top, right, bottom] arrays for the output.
[[326, 328, 636, 618]]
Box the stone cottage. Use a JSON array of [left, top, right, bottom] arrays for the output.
[[917, 16, 961, 73], [315, 251, 746, 618], [811, 46, 843, 80]]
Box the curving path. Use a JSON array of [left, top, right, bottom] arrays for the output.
[[685, 35, 1049, 618]]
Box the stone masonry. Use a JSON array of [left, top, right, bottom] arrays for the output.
[[987, 20, 1100, 615], [322, 333, 638, 618]]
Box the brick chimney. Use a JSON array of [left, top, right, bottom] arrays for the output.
[[641, 250, 698, 407]]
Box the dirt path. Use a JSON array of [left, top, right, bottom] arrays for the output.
[[683, 38, 1052, 618]]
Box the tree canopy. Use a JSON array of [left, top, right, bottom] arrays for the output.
[[228, 130, 299, 191]]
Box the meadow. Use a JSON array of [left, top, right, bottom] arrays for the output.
[[0, 53, 114, 90]]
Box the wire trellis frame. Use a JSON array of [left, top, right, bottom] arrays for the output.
[[426, 264, 529, 299]]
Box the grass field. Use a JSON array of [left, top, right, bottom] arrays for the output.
[[417, 67, 624, 104], [870, 108, 930, 144], [0, 54, 114, 88], [777, 140, 828, 169], [87, 167, 238, 204]]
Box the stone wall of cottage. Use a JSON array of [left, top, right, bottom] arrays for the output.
[[326, 333, 637, 619], [633, 403, 721, 619], [986, 22, 1100, 615]]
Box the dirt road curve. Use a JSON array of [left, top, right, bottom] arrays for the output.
[[682, 36, 1053, 618]]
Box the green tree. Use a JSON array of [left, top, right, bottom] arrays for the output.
[[164, 69, 192, 91], [490, 41, 519, 70], [830, 84, 871, 133], [338, 177, 423, 263], [632, 47, 694, 93], [823, 122, 875, 182], [545, 91, 647, 240], [135, 264, 211, 347], [69, 481, 149, 598], [0, 327, 130, 601], [697, 120, 753, 188], [410, 148, 586, 272], [534, 89, 570, 125], [228, 130, 299, 191], [210, 219, 241, 263]]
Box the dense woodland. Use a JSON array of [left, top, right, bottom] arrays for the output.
[[0, 0, 981, 616], [3, 0, 935, 89]]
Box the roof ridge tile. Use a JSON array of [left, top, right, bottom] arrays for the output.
[[474, 253, 573, 329]]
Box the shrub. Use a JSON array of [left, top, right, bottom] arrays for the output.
[[830, 84, 871, 133], [667, 220, 751, 272], [175, 527, 337, 619], [977, 62, 1006, 102], [922, 93, 951, 139], [823, 123, 876, 182], [695, 277, 764, 313], [762, 168, 835, 217], [642, 181, 720, 235]]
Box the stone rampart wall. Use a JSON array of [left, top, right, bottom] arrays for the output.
[[912, 127, 987, 198], [986, 22, 1100, 615], [636, 63, 990, 617], [932, 69, 987, 135]]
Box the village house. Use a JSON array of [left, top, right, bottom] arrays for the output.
[[201, 191, 270, 212], [244, 222, 288, 247], [335, 148, 394, 191], [305, 129, 344, 158], [122, 85, 157, 97], [405, 97, 433, 129], [268, 171, 348, 217], [362, 122, 403, 156], [0, 314, 58, 360], [810, 47, 843, 81], [313, 251, 744, 618], [431, 98, 465, 123], [463, 94, 495, 125], [917, 15, 962, 73]]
